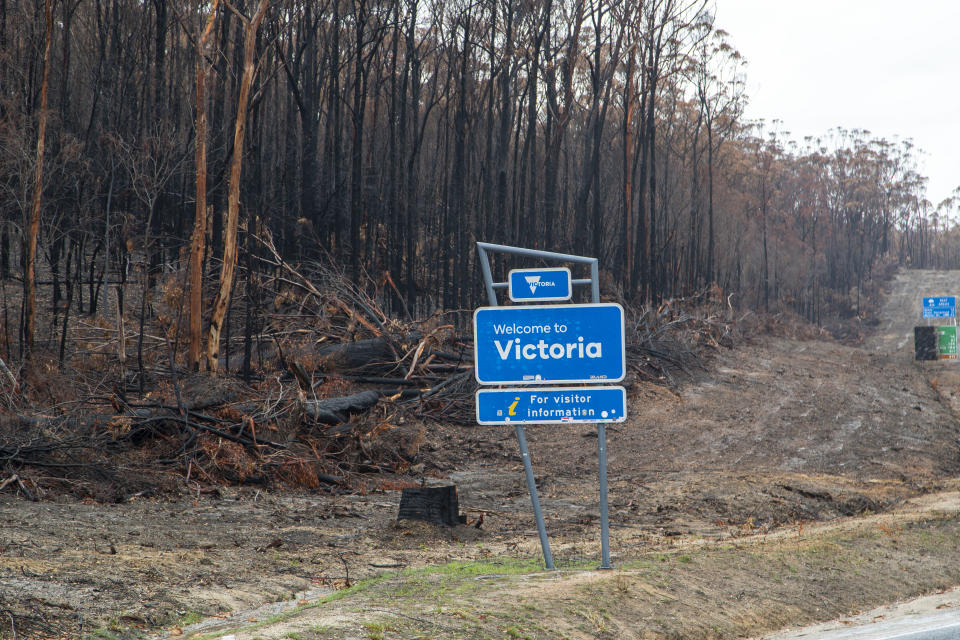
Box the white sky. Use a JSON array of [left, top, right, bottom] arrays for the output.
[[714, 0, 960, 208]]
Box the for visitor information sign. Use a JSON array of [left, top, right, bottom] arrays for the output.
[[476, 386, 627, 425]]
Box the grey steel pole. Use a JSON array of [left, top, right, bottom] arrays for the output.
[[476, 245, 498, 306], [515, 425, 554, 570], [590, 259, 600, 303], [597, 423, 612, 569]]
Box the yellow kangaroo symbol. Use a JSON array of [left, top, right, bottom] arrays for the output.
[[508, 397, 520, 416]]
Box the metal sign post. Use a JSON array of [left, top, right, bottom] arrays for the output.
[[515, 425, 554, 571], [597, 423, 611, 569], [474, 242, 623, 571]]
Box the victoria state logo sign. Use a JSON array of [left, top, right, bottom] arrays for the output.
[[524, 275, 559, 295], [509, 267, 572, 301]]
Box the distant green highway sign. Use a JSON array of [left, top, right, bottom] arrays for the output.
[[937, 326, 957, 359]]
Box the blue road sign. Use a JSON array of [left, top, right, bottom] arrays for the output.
[[509, 267, 573, 302], [476, 386, 627, 425], [923, 296, 957, 319], [473, 303, 625, 384]]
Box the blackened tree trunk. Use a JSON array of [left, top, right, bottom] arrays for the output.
[[349, 0, 369, 281], [450, 18, 470, 309]]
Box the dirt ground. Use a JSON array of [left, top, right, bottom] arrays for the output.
[[4, 269, 960, 639]]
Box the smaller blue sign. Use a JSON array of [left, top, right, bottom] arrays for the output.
[[923, 296, 957, 319], [476, 387, 627, 425], [508, 267, 572, 302]]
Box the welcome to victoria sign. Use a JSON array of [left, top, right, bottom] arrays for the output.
[[473, 303, 626, 385]]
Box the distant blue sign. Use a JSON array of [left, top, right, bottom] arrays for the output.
[[473, 303, 625, 385], [509, 267, 572, 302], [923, 296, 957, 319], [476, 386, 627, 425]]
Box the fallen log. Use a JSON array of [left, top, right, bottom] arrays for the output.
[[317, 472, 345, 485], [315, 338, 399, 375], [303, 390, 380, 425]]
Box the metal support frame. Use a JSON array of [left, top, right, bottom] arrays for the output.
[[476, 242, 600, 306], [475, 242, 612, 570]]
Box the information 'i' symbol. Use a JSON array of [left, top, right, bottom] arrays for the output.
[[508, 397, 520, 416]]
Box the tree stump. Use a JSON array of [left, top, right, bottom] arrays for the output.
[[397, 485, 466, 526]]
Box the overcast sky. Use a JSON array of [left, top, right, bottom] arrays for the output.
[[714, 0, 960, 208]]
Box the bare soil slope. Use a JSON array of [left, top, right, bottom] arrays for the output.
[[4, 269, 960, 639]]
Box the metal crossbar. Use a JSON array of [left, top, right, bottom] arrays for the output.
[[475, 242, 600, 305]]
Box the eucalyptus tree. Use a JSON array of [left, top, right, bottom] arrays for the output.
[[24, 0, 53, 358], [207, 0, 269, 374], [188, 0, 220, 372], [688, 18, 744, 286]]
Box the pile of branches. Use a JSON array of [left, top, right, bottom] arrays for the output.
[[0, 376, 427, 500], [250, 235, 478, 425], [619, 285, 741, 385]]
